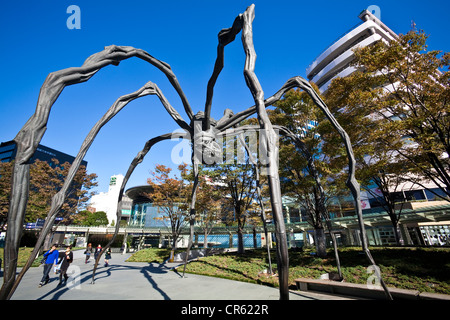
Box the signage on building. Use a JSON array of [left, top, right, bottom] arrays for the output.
[[121, 209, 131, 216], [26, 218, 46, 229]]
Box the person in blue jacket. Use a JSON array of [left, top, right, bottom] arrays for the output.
[[39, 244, 60, 287]]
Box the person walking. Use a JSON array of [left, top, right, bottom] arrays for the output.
[[58, 245, 73, 286], [104, 247, 111, 267], [39, 244, 59, 287], [84, 243, 93, 263], [94, 244, 102, 262], [55, 251, 64, 274]]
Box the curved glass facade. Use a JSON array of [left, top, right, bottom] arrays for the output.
[[129, 203, 168, 228]]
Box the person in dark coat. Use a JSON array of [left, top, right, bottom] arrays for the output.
[[58, 245, 73, 286], [104, 247, 111, 267], [84, 243, 92, 263], [94, 244, 102, 262]]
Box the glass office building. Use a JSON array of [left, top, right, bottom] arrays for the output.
[[126, 185, 172, 228], [0, 140, 87, 168], [129, 202, 168, 228]]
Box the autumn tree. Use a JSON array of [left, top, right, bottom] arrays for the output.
[[0, 159, 97, 229], [145, 164, 190, 261]]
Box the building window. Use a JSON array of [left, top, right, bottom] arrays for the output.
[[425, 188, 449, 201], [404, 190, 426, 201]]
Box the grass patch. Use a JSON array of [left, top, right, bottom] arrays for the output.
[[125, 248, 180, 264], [0, 247, 43, 268]]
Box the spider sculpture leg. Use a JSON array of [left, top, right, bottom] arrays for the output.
[[240, 5, 290, 300], [237, 132, 273, 274], [182, 155, 199, 277], [202, 4, 290, 300]]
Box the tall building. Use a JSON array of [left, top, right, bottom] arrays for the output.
[[300, 8, 450, 246], [306, 9, 397, 94], [305, 8, 449, 208], [89, 174, 132, 226]]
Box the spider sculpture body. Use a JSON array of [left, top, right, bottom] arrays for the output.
[[0, 4, 391, 300]]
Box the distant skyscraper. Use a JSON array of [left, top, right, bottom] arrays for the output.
[[0, 140, 87, 168], [89, 174, 132, 225]]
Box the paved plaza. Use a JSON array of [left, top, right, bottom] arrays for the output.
[[6, 249, 357, 301]]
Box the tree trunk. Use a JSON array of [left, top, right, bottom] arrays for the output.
[[204, 230, 208, 249], [168, 234, 178, 262], [314, 227, 327, 258], [237, 227, 244, 254], [393, 223, 404, 246]]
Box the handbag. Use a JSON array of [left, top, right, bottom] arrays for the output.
[[54, 262, 62, 274], [40, 250, 50, 264]]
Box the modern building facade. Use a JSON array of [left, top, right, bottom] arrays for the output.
[[302, 8, 450, 246], [125, 185, 167, 229], [124, 185, 263, 249], [306, 8, 449, 207], [306, 9, 397, 93], [0, 140, 87, 168]]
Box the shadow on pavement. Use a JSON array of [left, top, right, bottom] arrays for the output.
[[35, 261, 179, 300]]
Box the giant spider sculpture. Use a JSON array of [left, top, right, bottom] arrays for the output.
[[0, 4, 392, 300]]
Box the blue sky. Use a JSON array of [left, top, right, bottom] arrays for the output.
[[1, 0, 449, 194]]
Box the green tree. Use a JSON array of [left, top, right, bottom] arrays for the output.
[[74, 210, 108, 226], [209, 137, 259, 254], [271, 87, 339, 258], [326, 29, 450, 200], [181, 165, 225, 249]]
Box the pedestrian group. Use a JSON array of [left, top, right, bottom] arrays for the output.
[[38, 243, 112, 288]]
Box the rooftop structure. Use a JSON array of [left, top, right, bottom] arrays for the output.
[[306, 9, 398, 93]]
